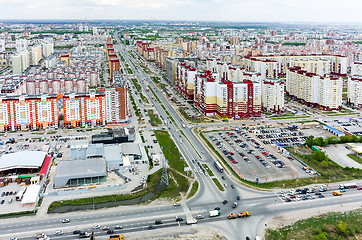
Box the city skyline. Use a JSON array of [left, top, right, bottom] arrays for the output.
[[1, 0, 362, 23]]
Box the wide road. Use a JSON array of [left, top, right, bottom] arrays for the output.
[[1, 36, 361, 240]]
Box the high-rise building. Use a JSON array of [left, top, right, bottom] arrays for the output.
[[11, 51, 29, 74], [194, 71, 261, 118], [347, 75, 362, 107], [261, 78, 285, 113], [286, 66, 342, 110], [15, 39, 28, 53], [0, 94, 58, 131], [63, 92, 106, 128], [42, 43, 54, 58]]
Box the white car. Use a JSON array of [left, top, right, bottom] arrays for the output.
[[93, 224, 100, 229], [55, 231, 63, 235], [62, 219, 70, 223], [173, 202, 181, 206]]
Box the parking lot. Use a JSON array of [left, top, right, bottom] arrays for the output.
[[205, 128, 310, 183], [0, 182, 36, 214]]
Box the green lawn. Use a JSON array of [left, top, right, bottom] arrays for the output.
[[212, 178, 224, 191], [131, 78, 141, 92], [154, 130, 186, 173], [147, 109, 162, 126], [203, 164, 215, 176], [187, 181, 199, 199], [170, 169, 190, 194], [140, 93, 149, 104], [266, 209, 362, 240], [347, 154, 362, 164]]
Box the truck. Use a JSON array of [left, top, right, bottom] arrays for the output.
[[333, 191, 342, 196], [237, 211, 250, 218], [186, 217, 197, 225], [339, 183, 357, 189], [110, 235, 124, 240], [209, 210, 220, 217], [319, 184, 328, 192], [228, 213, 237, 219]]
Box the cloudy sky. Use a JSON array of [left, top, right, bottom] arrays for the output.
[[1, 0, 362, 23]]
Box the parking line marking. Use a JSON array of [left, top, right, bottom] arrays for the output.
[[274, 192, 285, 203]]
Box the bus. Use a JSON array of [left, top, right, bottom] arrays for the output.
[[15, 186, 26, 201], [214, 160, 223, 173]]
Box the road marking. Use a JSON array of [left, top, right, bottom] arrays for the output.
[[274, 192, 285, 203]]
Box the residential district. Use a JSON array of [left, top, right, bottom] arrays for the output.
[[0, 21, 361, 240]]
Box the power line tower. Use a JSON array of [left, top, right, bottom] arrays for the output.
[[160, 158, 169, 187]]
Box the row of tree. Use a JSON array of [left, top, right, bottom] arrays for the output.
[[305, 134, 362, 148]]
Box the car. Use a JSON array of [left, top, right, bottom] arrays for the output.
[[224, 183, 228, 188], [107, 230, 115, 234], [62, 219, 70, 223], [221, 176, 225, 180], [196, 215, 204, 219], [318, 195, 325, 198], [5, 192, 9, 196], [9, 238, 17, 240], [1, 200, 4, 204], [114, 225, 123, 229], [223, 200, 228, 205], [73, 230, 81, 234], [102, 226, 110, 230], [285, 198, 292, 202], [173, 202, 181, 206], [55, 231, 64, 236], [1, 192, 4, 197], [155, 220, 162, 225], [92, 224, 100, 229], [231, 184, 235, 189], [358, 187, 362, 190], [148, 225, 156, 230], [214, 207, 221, 210], [315, 192, 321, 195], [246, 237, 251, 240], [236, 196, 240, 200], [232, 202, 238, 208], [176, 217, 183, 222]]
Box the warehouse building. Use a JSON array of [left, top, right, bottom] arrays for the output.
[[53, 159, 107, 188], [0, 151, 47, 174]]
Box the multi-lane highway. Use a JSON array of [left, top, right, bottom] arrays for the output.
[[1, 36, 361, 240]]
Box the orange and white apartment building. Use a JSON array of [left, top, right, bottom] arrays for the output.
[[0, 94, 59, 131]]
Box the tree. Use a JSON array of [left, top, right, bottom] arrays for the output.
[[306, 136, 315, 147], [314, 137, 325, 146], [327, 136, 339, 144]]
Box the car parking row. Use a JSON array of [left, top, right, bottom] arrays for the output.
[[255, 127, 308, 147]]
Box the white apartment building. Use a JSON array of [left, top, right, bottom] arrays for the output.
[[347, 75, 362, 107], [262, 78, 285, 113], [351, 61, 362, 76], [286, 66, 342, 110], [16, 39, 28, 53]]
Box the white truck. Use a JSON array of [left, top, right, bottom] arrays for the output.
[[339, 183, 357, 189], [209, 210, 220, 217], [186, 217, 197, 225]]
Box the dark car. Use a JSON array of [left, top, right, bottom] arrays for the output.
[[221, 176, 225, 180], [315, 192, 321, 195], [223, 200, 228, 205], [148, 225, 156, 230], [236, 196, 240, 200], [73, 230, 81, 234], [107, 230, 115, 234], [318, 195, 325, 198], [176, 217, 183, 222], [0, 200, 4, 204], [155, 220, 162, 225], [1, 192, 4, 197], [214, 207, 221, 210], [231, 185, 235, 189]]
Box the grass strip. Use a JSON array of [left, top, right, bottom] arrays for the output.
[[187, 181, 199, 199], [212, 178, 224, 191], [202, 163, 215, 176], [347, 154, 362, 164]]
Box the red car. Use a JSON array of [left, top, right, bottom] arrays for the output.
[[357, 187, 362, 190]]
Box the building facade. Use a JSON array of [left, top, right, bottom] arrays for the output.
[[261, 78, 285, 113]]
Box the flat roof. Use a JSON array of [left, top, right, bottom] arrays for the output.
[[0, 151, 47, 172], [21, 184, 41, 205], [54, 158, 106, 188]]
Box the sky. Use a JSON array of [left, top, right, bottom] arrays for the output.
[[1, 0, 362, 23]]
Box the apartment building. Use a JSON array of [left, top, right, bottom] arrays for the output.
[[351, 61, 362, 76], [286, 66, 342, 110], [194, 71, 261, 118], [63, 92, 106, 128], [175, 62, 197, 99], [106, 38, 120, 82], [0, 94, 58, 131], [261, 78, 285, 113], [243, 55, 348, 77], [347, 75, 362, 107]]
